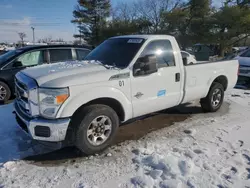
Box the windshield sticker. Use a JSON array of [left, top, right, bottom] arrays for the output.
[[157, 90, 166, 97], [128, 39, 143, 44]]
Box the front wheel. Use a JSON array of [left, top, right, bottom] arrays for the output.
[[200, 82, 224, 112], [73, 104, 119, 155], [0, 81, 11, 103]]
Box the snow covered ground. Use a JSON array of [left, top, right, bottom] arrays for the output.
[[1, 89, 250, 188]]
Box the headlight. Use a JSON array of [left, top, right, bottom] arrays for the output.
[[39, 88, 69, 118], [29, 88, 39, 116]]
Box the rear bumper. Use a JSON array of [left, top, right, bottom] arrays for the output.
[[14, 101, 71, 142]]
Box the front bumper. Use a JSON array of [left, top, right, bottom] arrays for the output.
[[14, 101, 71, 142]]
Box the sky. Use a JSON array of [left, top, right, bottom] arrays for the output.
[[0, 0, 83, 43], [0, 0, 222, 43]]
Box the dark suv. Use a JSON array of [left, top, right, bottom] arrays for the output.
[[0, 45, 91, 102]]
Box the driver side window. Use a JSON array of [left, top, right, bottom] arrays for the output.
[[14, 50, 44, 67], [139, 40, 175, 68]]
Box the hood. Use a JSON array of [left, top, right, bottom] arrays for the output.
[[21, 61, 120, 87], [234, 56, 250, 67]]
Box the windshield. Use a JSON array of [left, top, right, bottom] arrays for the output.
[[84, 38, 145, 68], [0, 50, 21, 63]]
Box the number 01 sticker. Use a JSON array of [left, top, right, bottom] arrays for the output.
[[119, 80, 124, 87]]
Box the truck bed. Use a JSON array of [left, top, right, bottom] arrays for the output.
[[181, 60, 239, 103]]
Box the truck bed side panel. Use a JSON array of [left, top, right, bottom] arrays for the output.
[[181, 60, 238, 104]]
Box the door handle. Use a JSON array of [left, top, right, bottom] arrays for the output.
[[175, 73, 180, 82]]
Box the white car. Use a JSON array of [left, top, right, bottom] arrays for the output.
[[14, 35, 238, 155], [181, 51, 197, 65], [234, 49, 250, 78]]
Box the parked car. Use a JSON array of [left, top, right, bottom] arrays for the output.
[[181, 51, 197, 65], [0, 45, 91, 102], [14, 35, 238, 155], [234, 49, 250, 76], [234, 48, 250, 87]]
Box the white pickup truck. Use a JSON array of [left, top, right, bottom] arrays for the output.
[[14, 35, 238, 154]]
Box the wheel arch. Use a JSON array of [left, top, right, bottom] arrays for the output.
[[211, 75, 228, 91], [73, 97, 125, 122], [57, 86, 132, 122], [0, 78, 10, 87]]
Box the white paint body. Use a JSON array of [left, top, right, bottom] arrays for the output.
[[22, 35, 239, 122], [17, 35, 239, 142]]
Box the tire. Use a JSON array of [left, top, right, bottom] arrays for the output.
[[0, 81, 11, 103], [200, 82, 224, 112], [73, 104, 119, 155]]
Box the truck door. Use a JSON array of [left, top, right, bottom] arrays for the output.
[[131, 40, 182, 117]]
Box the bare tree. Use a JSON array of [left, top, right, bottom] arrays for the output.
[[113, 2, 138, 21], [18, 32, 27, 46], [43, 36, 52, 43], [37, 36, 52, 44], [133, 0, 184, 33], [54, 38, 64, 42]]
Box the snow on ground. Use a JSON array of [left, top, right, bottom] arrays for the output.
[[0, 104, 35, 163], [1, 89, 250, 188]]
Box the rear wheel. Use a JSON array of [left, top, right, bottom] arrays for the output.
[[73, 104, 119, 155], [0, 81, 11, 103], [200, 82, 224, 112]]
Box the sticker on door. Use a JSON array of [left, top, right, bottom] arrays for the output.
[[157, 90, 166, 97]]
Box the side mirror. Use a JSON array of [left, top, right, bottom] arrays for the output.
[[182, 57, 188, 66], [134, 54, 158, 76], [13, 61, 23, 68]]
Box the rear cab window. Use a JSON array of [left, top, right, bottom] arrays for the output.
[[49, 49, 73, 63]]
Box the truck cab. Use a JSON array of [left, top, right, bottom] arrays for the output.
[[14, 35, 238, 155]]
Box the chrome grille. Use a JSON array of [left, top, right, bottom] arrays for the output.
[[15, 78, 31, 116], [15, 72, 39, 117]]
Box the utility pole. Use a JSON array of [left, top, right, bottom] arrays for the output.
[[31, 27, 35, 44]]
